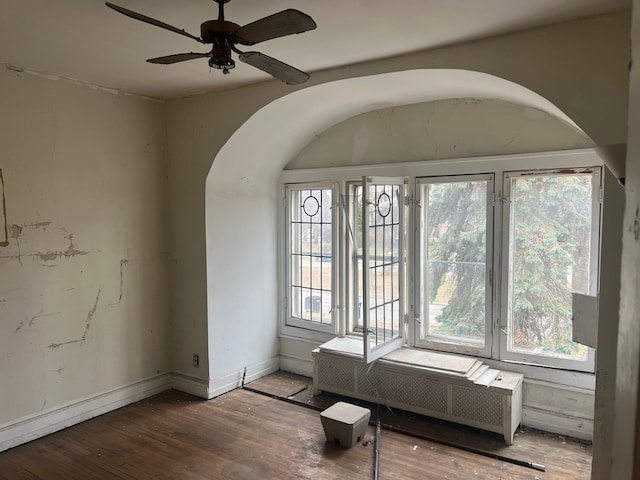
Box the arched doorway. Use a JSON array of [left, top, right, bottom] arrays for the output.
[[203, 68, 593, 390]]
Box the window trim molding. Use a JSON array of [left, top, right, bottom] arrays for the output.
[[280, 149, 603, 184]]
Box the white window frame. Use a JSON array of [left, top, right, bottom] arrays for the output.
[[279, 149, 604, 380], [361, 176, 406, 363], [283, 182, 338, 336], [412, 173, 494, 358], [498, 168, 602, 372]]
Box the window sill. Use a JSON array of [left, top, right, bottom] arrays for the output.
[[280, 324, 338, 345], [279, 331, 595, 392]]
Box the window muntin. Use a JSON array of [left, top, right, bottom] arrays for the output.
[[501, 169, 600, 371], [416, 175, 493, 357], [287, 184, 336, 332]]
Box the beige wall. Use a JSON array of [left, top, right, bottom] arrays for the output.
[[287, 98, 593, 169], [307, 11, 629, 148], [0, 68, 170, 426]]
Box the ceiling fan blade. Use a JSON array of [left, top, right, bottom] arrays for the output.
[[233, 9, 317, 46], [239, 52, 309, 85], [147, 52, 210, 64], [105, 2, 203, 44]]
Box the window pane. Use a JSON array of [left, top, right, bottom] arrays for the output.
[[508, 174, 593, 359], [364, 183, 402, 348], [290, 188, 332, 324], [422, 180, 488, 346]]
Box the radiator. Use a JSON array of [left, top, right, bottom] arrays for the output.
[[312, 340, 523, 444]]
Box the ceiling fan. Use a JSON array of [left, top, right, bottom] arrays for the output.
[[105, 1, 317, 85]]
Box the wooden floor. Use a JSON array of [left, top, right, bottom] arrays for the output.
[[0, 372, 592, 479]]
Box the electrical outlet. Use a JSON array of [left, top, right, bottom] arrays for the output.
[[193, 353, 199, 368]]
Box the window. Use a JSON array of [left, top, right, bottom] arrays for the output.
[[285, 184, 336, 333], [415, 174, 493, 357], [500, 170, 600, 371], [360, 177, 405, 363], [281, 153, 602, 373]]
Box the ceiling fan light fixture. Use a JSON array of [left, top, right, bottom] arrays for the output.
[[209, 58, 235, 70], [208, 42, 235, 70]]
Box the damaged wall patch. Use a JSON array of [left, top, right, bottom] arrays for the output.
[[0, 169, 8, 247], [48, 288, 101, 350]]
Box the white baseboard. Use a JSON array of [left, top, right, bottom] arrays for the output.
[[522, 406, 594, 441], [206, 357, 280, 399], [0, 373, 172, 453], [171, 373, 210, 399], [1, 360, 283, 453], [2, 358, 587, 455], [280, 354, 313, 377]]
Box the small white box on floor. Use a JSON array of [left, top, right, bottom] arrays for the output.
[[320, 402, 371, 447]]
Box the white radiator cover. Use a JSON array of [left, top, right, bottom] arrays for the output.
[[312, 343, 523, 444]]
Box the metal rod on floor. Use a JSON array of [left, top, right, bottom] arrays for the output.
[[288, 385, 309, 397], [241, 367, 250, 389], [374, 417, 381, 480], [380, 423, 545, 472], [239, 382, 545, 473], [242, 384, 324, 412]]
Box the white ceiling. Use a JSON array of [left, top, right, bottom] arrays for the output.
[[0, 0, 630, 99]]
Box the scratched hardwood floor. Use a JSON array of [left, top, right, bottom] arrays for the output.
[[0, 372, 592, 479]]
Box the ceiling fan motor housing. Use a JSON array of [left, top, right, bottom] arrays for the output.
[[201, 20, 238, 70], [200, 19, 238, 43]]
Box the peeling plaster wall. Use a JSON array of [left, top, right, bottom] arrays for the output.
[[610, 1, 640, 478], [165, 12, 629, 389], [0, 67, 169, 424], [589, 167, 626, 478], [287, 98, 593, 169]]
